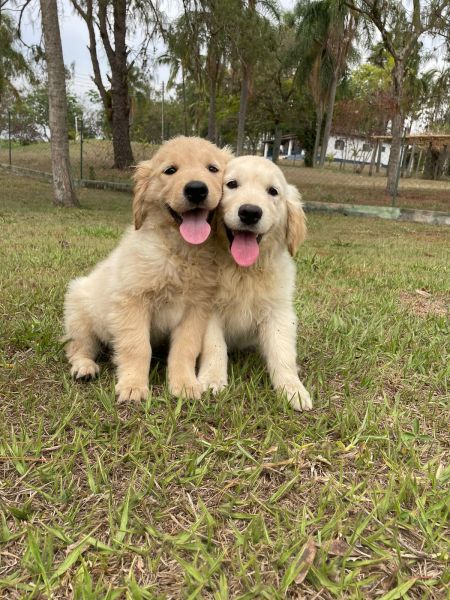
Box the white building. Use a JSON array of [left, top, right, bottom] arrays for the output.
[[328, 135, 391, 167], [263, 133, 391, 167]]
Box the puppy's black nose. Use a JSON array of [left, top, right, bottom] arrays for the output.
[[238, 204, 263, 225], [184, 181, 208, 204]]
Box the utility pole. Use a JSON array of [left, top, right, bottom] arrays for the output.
[[8, 110, 12, 166], [80, 115, 83, 180], [161, 81, 165, 144]]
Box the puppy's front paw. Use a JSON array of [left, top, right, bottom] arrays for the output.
[[169, 377, 203, 400], [281, 381, 313, 412], [115, 381, 149, 403], [71, 359, 100, 381], [198, 373, 228, 394]]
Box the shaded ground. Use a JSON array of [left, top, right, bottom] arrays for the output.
[[1, 140, 449, 212], [0, 173, 449, 598]]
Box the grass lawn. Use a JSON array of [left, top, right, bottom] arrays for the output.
[[282, 164, 450, 213], [0, 172, 449, 599], [1, 140, 450, 212]]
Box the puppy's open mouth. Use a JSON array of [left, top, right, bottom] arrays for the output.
[[167, 206, 214, 245], [225, 225, 262, 267]]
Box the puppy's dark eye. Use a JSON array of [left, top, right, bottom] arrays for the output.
[[226, 180, 238, 189], [268, 186, 278, 196], [164, 166, 177, 175], [208, 165, 219, 173]]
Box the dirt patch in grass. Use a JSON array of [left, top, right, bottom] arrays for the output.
[[399, 290, 449, 318]]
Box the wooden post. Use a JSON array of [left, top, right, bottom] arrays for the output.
[[376, 141, 383, 173], [415, 149, 423, 175], [369, 139, 378, 176], [406, 143, 415, 177]]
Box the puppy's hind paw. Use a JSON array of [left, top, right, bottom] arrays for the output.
[[71, 359, 100, 381], [281, 382, 313, 412]]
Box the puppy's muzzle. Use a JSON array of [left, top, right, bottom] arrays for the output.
[[238, 204, 263, 226], [184, 181, 208, 205]]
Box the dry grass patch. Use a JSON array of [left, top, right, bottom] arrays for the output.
[[282, 164, 450, 212], [399, 290, 449, 318]]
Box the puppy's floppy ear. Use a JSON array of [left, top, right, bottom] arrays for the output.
[[132, 160, 153, 230], [285, 184, 306, 256]]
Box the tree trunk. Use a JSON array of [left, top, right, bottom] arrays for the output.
[[423, 143, 436, 179], [40, 0, 79, 207], [109, 0, 133, 169], [386, 61, 405, 196], [415, 149, 423, 175], [436, 144, 448, 180], [376, 140, 383, 172], [111, 73, 133, 169], [236, 62, 250, 156], [181, 65, 188, 136], [369, 140, 378, 176], [319, 71, 338, 167], [207, 77, 217, 143], [272, 122, 282, 164], [423, 143, 447, 180], [75, 0, 133, 169], [406, 143, 415, 177], [312, 106, 323, 168]]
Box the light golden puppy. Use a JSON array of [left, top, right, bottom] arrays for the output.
[[198, 155, 312, 411], [64, 136, 232, 402]]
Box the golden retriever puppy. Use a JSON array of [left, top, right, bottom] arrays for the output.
[[198, 155, 312, 411], [64, 136, 232, 402]]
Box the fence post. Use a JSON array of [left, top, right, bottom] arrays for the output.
[[392, 127, 407, 207], [80, 115, 83, 180], [8, 110, 12, 166]]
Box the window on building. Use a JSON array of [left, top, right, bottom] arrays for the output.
[[381, 146, 386, 152], [362, 142, 373, 152], [335, 139, 345, 150]]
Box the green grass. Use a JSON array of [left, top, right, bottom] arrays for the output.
[[1, 172, 449, 599]]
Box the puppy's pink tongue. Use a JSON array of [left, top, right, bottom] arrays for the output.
[[179, 209, 211, 244], [231, 231, 260, 267]]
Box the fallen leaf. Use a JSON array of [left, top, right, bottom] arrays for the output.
[[294, 537, 317, 584], [415, 289, 431, 297], [326, 538, 350, 556]]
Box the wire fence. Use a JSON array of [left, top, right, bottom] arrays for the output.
[[1, 110, 450, 214]]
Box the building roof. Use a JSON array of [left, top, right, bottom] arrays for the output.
[[263, 134, 297, 143], [372, 134, 450, 148]]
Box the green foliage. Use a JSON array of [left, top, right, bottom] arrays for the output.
[[3, 84, 87, 144], [0, 12, 33, 103]]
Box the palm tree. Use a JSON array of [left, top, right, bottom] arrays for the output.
[[234, 0, 279, 155], [318, 4, 358, 166], [294, 0, 359, 167]]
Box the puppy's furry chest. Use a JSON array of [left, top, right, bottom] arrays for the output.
[[216, 265, 278, 332]]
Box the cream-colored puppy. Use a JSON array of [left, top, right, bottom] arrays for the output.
[[64, 136, 232, 402], [198, 156, 312, 411]]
